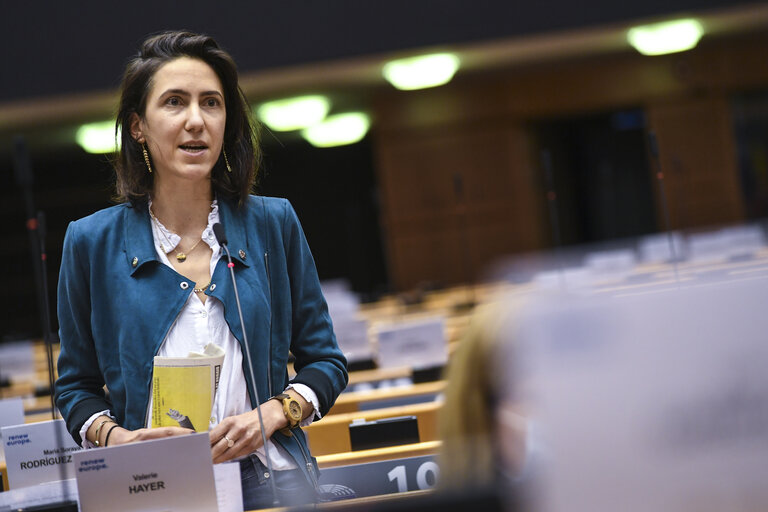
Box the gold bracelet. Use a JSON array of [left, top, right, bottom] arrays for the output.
[[93, 418, 114, 447]]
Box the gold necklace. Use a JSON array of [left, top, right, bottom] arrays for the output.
[[149, 207, 204, 263], [174, 237, 203, 263], [194, 281, 211, 293]]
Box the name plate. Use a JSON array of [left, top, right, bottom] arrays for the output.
[[0, 340, 35, 379], [318, 455, 437, 498], [0, 397, 24, 429], [721, 225, 766, 257], [1, 419, 81, 489], [375, 318, 447, 369], [74, 432, 218, 512], [584, 249, 636, 279], [638, 232, 685, 263], [688, 230, 730, 261], [533, 267, 594, 292], [334, 317, 372, 362]]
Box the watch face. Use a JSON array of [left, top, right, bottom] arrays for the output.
[[288, 401, 302, 420]]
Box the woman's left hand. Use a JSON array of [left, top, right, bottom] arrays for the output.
[[209, 400, 285, 463]]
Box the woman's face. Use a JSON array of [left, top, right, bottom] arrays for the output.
[[131, 57, 226, 186]]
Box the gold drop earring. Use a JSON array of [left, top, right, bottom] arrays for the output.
[[223, 148, 232, 173], [142, 143, 153, 174]]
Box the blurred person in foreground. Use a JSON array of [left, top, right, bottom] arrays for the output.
[[438, 300, 531, 496], [54, 30, 347, 509]]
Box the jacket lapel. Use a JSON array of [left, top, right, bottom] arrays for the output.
[[123, 201, 160, 274], [217, 199, 251, 268]]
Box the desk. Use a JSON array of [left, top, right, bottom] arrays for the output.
[[305, 402, 441, 456], [346, 366, 412, 387]]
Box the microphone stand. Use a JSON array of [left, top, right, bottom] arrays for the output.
[[213, 223, 279, 506], [648, 131, 680, 282], [37, 211, 58, 417], [540, 149, 566, 289], [13, 136, 57, 419]]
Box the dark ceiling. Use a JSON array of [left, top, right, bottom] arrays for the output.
[[0, 0, 752, 103]]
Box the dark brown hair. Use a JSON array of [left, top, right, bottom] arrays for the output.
[[114, 30, 259, 205]]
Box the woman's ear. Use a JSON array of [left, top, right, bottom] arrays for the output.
[[129, 113, 144, 143]]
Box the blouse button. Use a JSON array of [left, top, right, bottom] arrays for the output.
[[131, 257, 138, 267], [238, 249, 246, 260], [209, 283, 216, 291], [180, 282, 189, 290]]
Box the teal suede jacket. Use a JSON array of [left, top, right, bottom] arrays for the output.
[[54, 195, 348, 484]]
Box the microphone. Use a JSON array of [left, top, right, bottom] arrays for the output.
[[212, 222, 227, 246], [212, 222, 279, 506]]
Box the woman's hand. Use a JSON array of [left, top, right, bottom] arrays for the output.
[[209, 399, 285, 464], [105, 426, 195, 447]]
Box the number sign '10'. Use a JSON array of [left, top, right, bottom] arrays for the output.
[[387, 461, 439, 492]]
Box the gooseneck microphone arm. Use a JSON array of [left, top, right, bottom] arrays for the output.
[[212, 222, 279, 506]]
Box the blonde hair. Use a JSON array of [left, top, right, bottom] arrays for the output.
[[438, 302, 510, 490]]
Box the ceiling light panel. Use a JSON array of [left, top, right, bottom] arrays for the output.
[[382, 53, 460, 90], [627, 19, 704, 56], [256, 95, 331, 131]]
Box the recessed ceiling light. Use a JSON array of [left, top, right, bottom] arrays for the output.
[[76, 121, 120, 154], [627, 19, 704, 56], [255, 95, 330, 131], [382, 53, 460, 90], [301, 113, 371, 148]]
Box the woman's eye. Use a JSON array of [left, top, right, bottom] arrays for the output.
[[205, 98, 220, 107], [166, 97, 181, 106]]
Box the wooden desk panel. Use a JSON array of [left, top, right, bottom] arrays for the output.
[[317, 440, 440, 469]]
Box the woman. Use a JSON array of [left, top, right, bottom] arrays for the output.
[[438, 300, 529, 493], [54, 31, 348, 509]]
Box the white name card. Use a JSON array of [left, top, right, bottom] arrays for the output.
[[334, 317, 373, 362], [74, 432, 218, 512], [213, 461, 243, 512], [0, 397, 25, 429], [1, 419, 81, 489], [0, 340, 35, 379], [638, 232, 686, 263], [721, 225, 766, 255], [376, 318, 447, 370], [688, 230, 730, 261], [533, 267, 594, 292], [584, 249, 636, 277]]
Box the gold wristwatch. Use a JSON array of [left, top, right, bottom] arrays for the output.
[[273, 393, 302, 436]]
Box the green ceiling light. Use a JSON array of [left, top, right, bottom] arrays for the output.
[[76, 121, 120, 154], [255, 95, 331, 131], [301, 112, 371, 148], [382, 53, 460, 90], [627, 19, 704, 56]]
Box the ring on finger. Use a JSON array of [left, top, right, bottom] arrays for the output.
[[224, 435, 235, 448]]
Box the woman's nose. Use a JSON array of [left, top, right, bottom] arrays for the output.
[[185, 104, 204, 131]]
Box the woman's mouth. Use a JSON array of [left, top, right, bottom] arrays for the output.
[[179, 144, 208, 153]]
